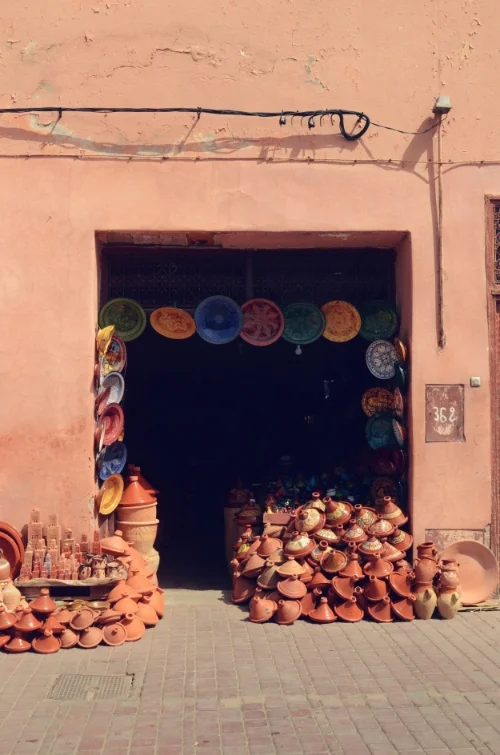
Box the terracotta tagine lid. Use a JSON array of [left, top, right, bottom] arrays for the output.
[[364, 574, 389, 602], [149, 588, 165, 619], [276, 556, 306, 579], [309, 596, 337, 624], [277, 574, 307, 600], [98, 608, 122, 625], [284, 531, 315, 558], [60, 627, 80, 649], [136, 595, 159, 626], [308, 540, 332, 566], [231, 572, 256, 604], [0, 634, 11, 648], [101, 529, 130, 557], [300, 559, 315, 584], [32, 628, 61, 655], [376, 497, 408, 527], [331, 575, 358, 601], [368, 514, 395, 538], [249, 596, 277, 623], [276, 599, 302, 625], [389, 569, 415, 598], [4, 631, 31, 653], [0, 605, 16, 632], [321, 549, 348, 575], [102, 622, 127, 646], [122, 612, 146, 641], [241, 552, 266, 578], [113, 595, 140, 615], [354, 585, 367, 612], [363, 553, 394, 578], [42, 615, 65, 634], [396, 559, 413, 573], [0, 549, 11, 581], [388, 527, 413, 552], [358, 535, 385, 559], [353, 505, 378, 532], [120, 475, 156, 506], [383, 541, 405, 563], [249, 587, 269, 609], [313, 527, 341, 545], [126, 568, 155, 595], [300, 587, 322, 617], [295, 507, 326, 535], [392, 594, 416, 621], [266, 547, 286, 565], [308, 566, 331, 591], [367, 596, 393, 623], [69, 606, 97, 631], [30, 588, 57, 616], [339, 545, 364, 579], [127, 465, 158, 495], [78, 626, 103, 649], [257, 560, 281, 590], [246, 536, 262, 557], [342, 518, 368, 546], [324, 497, 352, 527], [55, 607, 75, 625], [16, 607, 42, 633], [107, 580, 142, 603], [257, 535, 283, 558], [303, 492, 326, 512], [334, 596, 364, 622]]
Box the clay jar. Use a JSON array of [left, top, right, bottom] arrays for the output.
[[257, 535, 282, 558], [363, 554, 394, 579], [414, 586, 437, 620], [276, 599, 301, 625], [417, 542, 438, 561], [249, 596, 277, 623], [122, 612, 146, 641], [367, 596, 393, 623], [392, 594, 416, 621], [438, 559, 460, 591], [16, 608, 42, 633], [78, 626, 103, 649], [334, 596, 364, 622], [102, 623, 127, 646], [309, 597, 337, 624], [117, 475, 157, 523], [30, 588, 57, 616], [0, 549, 11, 581], [364, 575, 389, 602], [2, 581, 21, 613], [32, 628, 61, 654], [437, 590, 461, 620], [0, 605, 16, 632], [277, 575, 307, 600], [324, 498, 352, 527], [414, 558, 439, 584]]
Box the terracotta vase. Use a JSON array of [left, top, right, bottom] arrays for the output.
[[367, 596, 393, 623], [0, 549, 11, 581], [389, 570, 415, 598], [392, 594, 416, 621], [242, 553, 266, 578], [60, 627, 80, 649], [309, 596, 337, 623], [339, 546, 364, 579], [136, 595, 159, 627], [438, 559, 460, 591], [414, 586, 437, 620], [231, 572, 256, 604], [414, 558, 439, 584], [249, 596, 277, 623], [257, 535, 282, 558], [284, 531, 315, 558], [276, 556, 306, 579], [353, 504, 378, 532], [321, 549, 348, 575], [295, 508, 325, 535], [324, 498, 352, 527], [69, 607, 98, 631], [108, 580, 141, 603], [307, 540, 331, 566], [417, 542, 438, 561], [16, 608, 42, 633], [257, 561, 281, 590], [364, 575, 389, 602], [376, 497, 408, 527], [334, 596, 364, 622], [101, 529, 130, 557], [276, 599, 301, 625], [32, 628, 61, 654], [42, 615, 65, 635], [117, 502, 158, 523], [277, 575, 307, 600], [117, 520, 158, 556], [30, 588, 57, 616], [2, 580, 21, 613], [363, 554, 394, 579], [331, 575, 358, 601], [4, 632, 31, 653], [0, 605, 16, 632], [102, 622, 127, 646], [307, 567, 330, 591], [300, 588, 321, 617], [113, 596, 140, 615], [342, 519, 368, 546], [358, 535, 385, 559], [78, 626, 103, 648], [437, 590, 461, 619]]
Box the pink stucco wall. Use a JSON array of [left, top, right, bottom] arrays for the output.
[[0, 0, 497, 549]]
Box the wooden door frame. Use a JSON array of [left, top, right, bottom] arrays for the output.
[[486, 196, 500, 563]]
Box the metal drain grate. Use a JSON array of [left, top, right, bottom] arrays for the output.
[[47, 674, 134, 701]]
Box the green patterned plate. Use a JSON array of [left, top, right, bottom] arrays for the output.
[[99, 298, 147, 342], [282, 303, 326, 345], [360, 300, 398, 342]]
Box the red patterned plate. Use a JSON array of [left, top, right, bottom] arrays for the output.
[[97, 404, 125, 446], [240, 299, 284, 346], [361, 388, 394, 417], [321, 301, 361, 342]]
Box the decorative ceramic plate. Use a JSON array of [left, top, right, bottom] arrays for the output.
[[95, 386, 112, 417], [195, 296, 243, 345], [440, 540, 498, 605], [366, 340, 397, 380], [393, 388, 404, 418], [371, 477, 397, 502], [96, 326, 115, 355], [101, 372, 125, 406], [321, 301, 361, 342], [361, 387, 394, 417], [99, 298, 147, 342], [359, 300, 399, 342], [393, 338, 408, 365], [97, 404, 125, 446], [392, 419, 406, 448], [370, 448, 405, 477], [97, 442, 128, 481], [365, 414, 396, 450], [150, 307, 196, 340], [394, 363, 406, 390], [100, 335, 127, 376], [98, 474, 124, 516], [282, 303, 325, 345], [240, 299, 284, 346]]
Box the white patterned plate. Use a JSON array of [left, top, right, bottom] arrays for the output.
[[366, 340, 397, 380]]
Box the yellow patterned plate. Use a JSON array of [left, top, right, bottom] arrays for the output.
[[97, 474, 124, 516], [150, 307, 196, 340], [321, 301, 361, 342], [361, 387, 394, 417], [96, 326, 115, 355]]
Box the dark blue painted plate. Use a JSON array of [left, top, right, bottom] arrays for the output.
[[195, 296, 243, 345], [97, 441, 128, 481]]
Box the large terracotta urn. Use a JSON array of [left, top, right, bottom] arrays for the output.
[[117, 519, 159, 556], [117, 476, 158, 523]]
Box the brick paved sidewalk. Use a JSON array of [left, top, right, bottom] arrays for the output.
[[1, 594, 500, 755]]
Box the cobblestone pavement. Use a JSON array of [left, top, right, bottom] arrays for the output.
[[1, 593, 500, 754]]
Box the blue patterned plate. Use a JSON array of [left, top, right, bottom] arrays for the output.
[[195, 296, 243, 345], [365, 414, 395, 450], [97, 441, 128, 481]]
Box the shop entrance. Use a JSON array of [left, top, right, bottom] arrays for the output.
[[100, 244, 401, 589]]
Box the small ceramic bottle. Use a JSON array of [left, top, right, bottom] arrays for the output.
[[2, 581, 22, 613]]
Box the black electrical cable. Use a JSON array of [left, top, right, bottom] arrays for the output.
[[0, 105, 441, 141]]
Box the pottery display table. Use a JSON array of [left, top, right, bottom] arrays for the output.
[[15, 577, 120, 601]]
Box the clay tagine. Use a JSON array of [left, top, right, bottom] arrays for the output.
[[149, 588, 165, 619], [16, 608, 42, 634], [277, 575, 307, 600], [308, 540, 332, 566], [388, 569, 415, 598], [101, 529, 130, 557], [30, 588, 57, 616], [69, 607, 97, 631], [241, 553, 266, 578], [257, 560, 281, 590], [334, 596, 364, 622], [339, 546, 364, 580], [276, 556, 306, 579], [342, 519, 368, 546], [376, 497, 408, 527], [4, 632, 31, 653], [102, 622, 127, 646], [249, 596, 277, 623], [111, 595, 140, 615], [331, 575, 358, 601], [303, 491, 326, 512], [0, 605, 16, 632], [42, 615, 65, 635], [387, 527, 413, 552], [60, 627, 80, 649], [382, 541, 405, 563], [307, 566, 331, 591], [364, 575, 389, 602], [126, 568, 154, 595], [363, 554, 394, 579], [324, 497, 352, 527], [122, 612, 146, 641], [276, 599, 301, 625], [358, 535, 385, 559], [119, 475, 156, 506], [55, 607, 75, 625], [231, 572, 256, 604], [257, 535, 282, 558], [78, 626, 104, 648], [300, 588, 322, 617], [353, 505, 378, 532], [98, 608, 122, 625], [367, 596, 393, 623], [299, 560, 314, 584], [136, 595, 159, 627], [0, 635, 11, 649], [368, 514, 395, 538], [313, 527, 341, 545], [321, 549, 348, 575], [284, 532, 315, 558], [294, 507, 326, 535], [32, 628, 61, 655], [392, 594, 416, 621], [309, 597, 337, 624]]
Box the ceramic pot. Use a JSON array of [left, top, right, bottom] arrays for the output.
[[102, 622, 127, 646], [42, 615, 65, 635], [321, 550, 348, 575], [354, 585, 367, 612], [308, 567, 330, 591], [0, 634, 11, 648], [313, 527, 341, 545], [396, 559, 413, 573], [388, 570, 415, 598], [334, 596, 364, 622], [284, 532, 315, 558], [358, 535, 385, 559], [364, 575, 389, 602], [417, 542, 438, 561], [414, 558, 439, 584], [117, 520, 158, 556], [249, 587, 269, 610], [307, 540, 332, 566], [277, 575, 307, 600], [438, 559, 460, 591], [249, 596, 277, 623], [339, 546, 364, 580], [70, 607, 97, 631], [0, 549, 11, 581], [388, 528, 413, 552], [125, 568, 152, 595], [257, 560, 281, 590], [108, 580, 141, 603], [0, 605, 16, 632], [276, 557, 306, 579], [367, 596, 393, 623], [60, 627, 80, 649], [368, 515, 395, 538], [303, 492, 326, 512], [300, 588, 321, 617], [257, 535, 282, 558], [4, 632, 31, 653], [2, 581, 21, 613], [16, 608, 42, 633], [136, 595, 159, 627], [295, 508, 326, 535], [117, 502, 157, 523], [383, 541, 405, 563], [392, 594, 416, 621], [78, 626, 103, 649], [266, 548, 286, 566], [376, 497, 408, 527], [363, 554, 394, 579], [414, 586, 437, 620], [353, 505, 378, 532], [331, 575, 358, 601], [276, 599, 301, 625], [98, 608, 123, 625], [32, 628, 61, 654], [113, 596, 140, 615], [242, 553, 266, 578], [122, 612, 146, 641], [231, 572, 256, 604], [437, 590, 461, 619], [309, 597, 337, 623], [126, 465, 158, 495], [324, 498, 352, 527], [101, 529, 130, 557], [30, 588, 57, 616]]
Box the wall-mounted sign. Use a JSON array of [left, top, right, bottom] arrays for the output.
[[425, 384, 464, 442]]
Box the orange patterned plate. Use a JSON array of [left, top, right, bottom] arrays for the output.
[[361, 387, 394, 417], [393, 388, 404, 418], [393, 338, 408, 365], [150, 307, 196, 340], [321, 301, 361, 342]]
